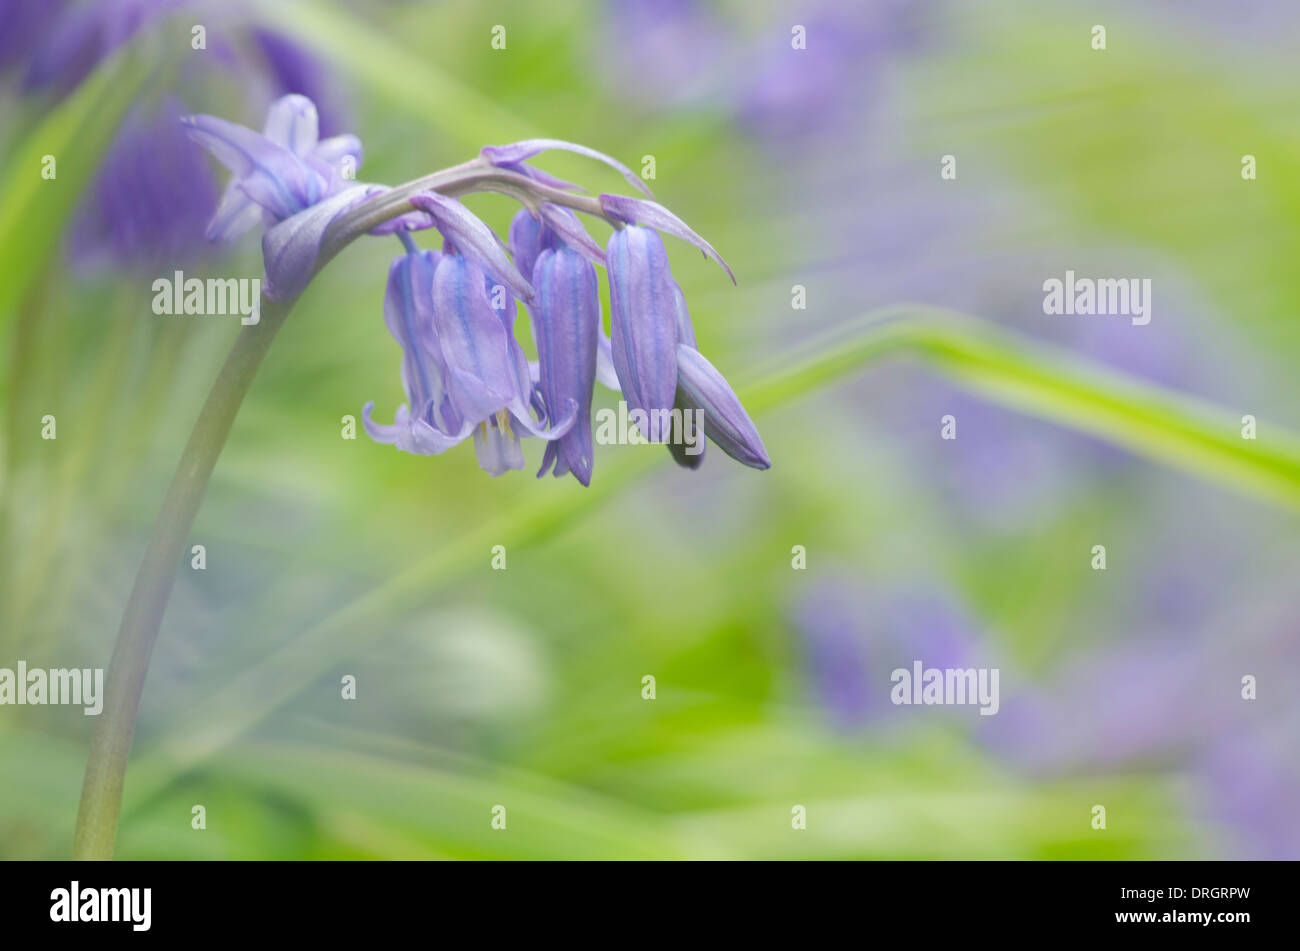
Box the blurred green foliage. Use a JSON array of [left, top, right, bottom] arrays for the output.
[[1, 0, 1296, 859]]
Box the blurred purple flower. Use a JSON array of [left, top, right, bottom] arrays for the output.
[[739, 0, 926, 141], [252, 27, 350, 137], [980, 637, 1235, 774], [802, 158, 1216, 529], [20, 0, 188, 95], [976, 540, 1300, 859], [601, 0, 725, 107], [68, 97, 218, 273], [1193, 722, 1300, 860], [791, 573, 982, 731], [0, 0, 66, 72], [1155, 0, 1300, 49]]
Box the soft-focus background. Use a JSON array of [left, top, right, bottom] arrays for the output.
[[1, 0, 1298, 859]]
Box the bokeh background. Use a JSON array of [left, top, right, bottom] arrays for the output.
[[1, 0, 1298, 859]]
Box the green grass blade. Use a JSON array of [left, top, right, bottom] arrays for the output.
[[756, 306, 1300, 510]]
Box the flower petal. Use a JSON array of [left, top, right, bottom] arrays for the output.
[[361, 401, 401, 444], [363, 402, 474, 455], [508, 208, 544, 290], [261, 184, 370, 300], [672, 282, 697, 347], [401, 415, 475, 455], [539, 203, 606, 268], [181, 113, 323, 220], [431, 254, 521, 423], [607, 226, 679, 435], [533, 246, 600, 485], [474, 415, 527, 475], [595, 328, 621, 391], [310, 134, 364, 174], [411, 191, 533, 301], [600, 194, 735, 284], [382, 250, 449, 417], [261, 93, 319, 156], [206, 178, 266, 243], [675, 344, 770, 469]]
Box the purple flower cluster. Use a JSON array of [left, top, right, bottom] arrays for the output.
[[181, 99, 770, 484]]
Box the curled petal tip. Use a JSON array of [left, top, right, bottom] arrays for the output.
[[600, 194, 735, 284], [182, 111, 326, 223], [675, 344, 769, 470], [410, 191, 533, 301], [538, 203, 606, 268], [262, 94, 320, 155]]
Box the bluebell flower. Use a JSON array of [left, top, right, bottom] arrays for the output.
[[408, 191, 532, 300], [181, 104, 765, 483], [67, 96, 218, 273], [675, 344, 770, 469], [182, 94, 362, 242], [181, 95, 378, 301], [598, 196, 764, 469], [601, 0, 724, 107], [606, 225, 681, 436], [362, 243, 575, 477], [507, 205, 606, 483], [738, 0, 925, 142], [507, 208, 546, 288], [533, 242, 600, 485]]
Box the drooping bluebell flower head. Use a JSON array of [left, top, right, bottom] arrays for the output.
[[182, 98, 770, 482]]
